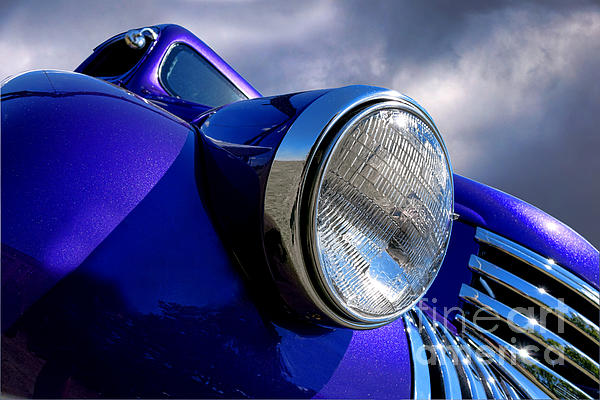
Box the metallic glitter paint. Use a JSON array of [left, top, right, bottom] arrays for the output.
[[2, 23, 597, 399], [454, 174, 599, 287], [1, 70, 190, 329]]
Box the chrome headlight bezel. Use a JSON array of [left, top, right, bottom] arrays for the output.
[[263, 86, 454, 329]]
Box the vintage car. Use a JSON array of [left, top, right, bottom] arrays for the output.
[[1, 24, 598, 399]]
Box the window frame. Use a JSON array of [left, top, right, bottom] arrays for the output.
[[157, 42, 248, 107]]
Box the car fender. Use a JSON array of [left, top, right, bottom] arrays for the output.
[[1, 70, 190, 329]]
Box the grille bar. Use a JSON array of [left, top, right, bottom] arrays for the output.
[[405, 228, 598, 399], [460, 284, 599, 382], [468, 255, 600, 344], [458, 323, 551, 400], [455, 335, 510, 399], [403, 313, 432, 400], [437, 322, 488, 399], [475, 228, 599, 309], [498, 378, 521, 400], [406, 308, 528, 399], [414, 309, 462, 399], [458, 315, 592, 400]]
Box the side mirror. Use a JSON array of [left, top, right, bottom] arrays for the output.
[[124, 27, 158, 49]]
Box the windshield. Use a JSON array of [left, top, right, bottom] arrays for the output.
[[159, 43, 247, 108]]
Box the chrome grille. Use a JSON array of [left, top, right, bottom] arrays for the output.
[[404, 309, 538, 399], [404, 227, 599, 399]]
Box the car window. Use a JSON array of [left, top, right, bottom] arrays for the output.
[[159, 43, 247, 108], [81, 39, 150, 78]]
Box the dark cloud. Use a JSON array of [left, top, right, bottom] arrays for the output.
[[1, 0, 599, 246]]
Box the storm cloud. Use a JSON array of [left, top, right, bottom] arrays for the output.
[[1, 0, 599, 246]]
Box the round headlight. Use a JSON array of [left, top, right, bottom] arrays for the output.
[[263, 86, 453, 328], [306, 102, 453, 322]]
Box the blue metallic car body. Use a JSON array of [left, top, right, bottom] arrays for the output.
[[1, 70, 413, 399], [74, 24, 261, 122], [1, 24, 598, 399]]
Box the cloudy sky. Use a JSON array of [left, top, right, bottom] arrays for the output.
[[1, 0, 599, 247]]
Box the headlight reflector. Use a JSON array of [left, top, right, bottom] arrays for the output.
[[309, 103, 453, 322]]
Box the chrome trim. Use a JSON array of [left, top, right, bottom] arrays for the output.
[[458, 315, 592, 400], [469, 255, 600, 344], [460, 284, 599, 382], [456, 336, 509, 400], [479, 276, 496, 299], [403, 228, 599, 398], [475, 228, 599, 309], [498, 379, 521, 400], [438, 323, 488, 399], [263, 86, 453, 328], [458, 324, 551, 400], [414, 309, 462, 399], [403, 313, 431, 400], [124, 27, 158, 49]]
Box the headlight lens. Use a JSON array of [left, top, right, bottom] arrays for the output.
[[309, 103, 453, 322]]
